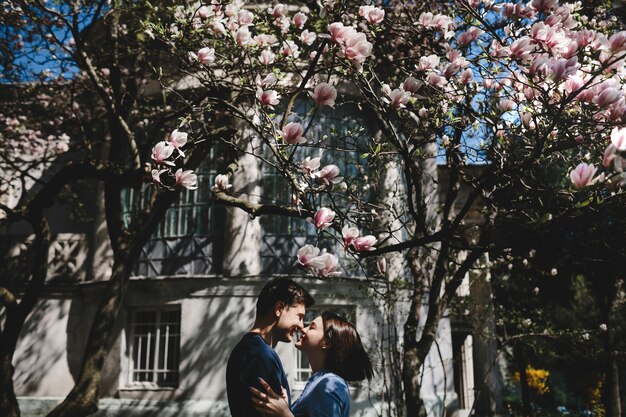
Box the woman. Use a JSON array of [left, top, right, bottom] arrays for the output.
[[250, 311, 373, 417]]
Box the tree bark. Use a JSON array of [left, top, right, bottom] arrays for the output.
[[606, 352, 622, 417], [0, 214, 50, 417]]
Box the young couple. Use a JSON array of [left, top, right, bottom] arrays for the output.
[[226, 278, 373, 417]]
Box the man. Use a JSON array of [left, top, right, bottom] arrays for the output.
[[226, 278, 314, 417]]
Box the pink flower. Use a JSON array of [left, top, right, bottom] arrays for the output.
[[609, 31, 626, 53], [300, 29, 317, 46], [151, 142, 175, 166], [256, 87, 280, 108], [603, 143, 617, 168], [508, 37, 534, 61], [211, 174, 232, 192], [342, 225, 359, 248], [175, 169, 198, 190], [314, 164, 343, 186], [457, 27, 484, 47], [403, 77, 422, 93], [311, 83, 337, 107], [197, 6, 212, 19], [611, 126, 626, 151], [280, 122, 307, 145], [300, 156, 321, 176], [281, 40, 300, 58], [570, 163, 598, 189], [459, 68, 473, 84], [596, 88, 623, 108], [238, 10, 254, 26], [292, 12, 307, 29], [314, 253, 340, 277], [235, 27, 251, 46], [297, 245, 325, 269], [389, 88, 411, 109], [151, 169, 166, 184], [426, 73, 447, 87], [360, 6, 385, 25], [329, 22, 350, 43], [168, 129, 188, 155], [267, 4, 287, 18], [307, 207, 336, 229], [352, 235, 377, 251], [377, 257, 387, 275], [259, 49, 275, 66], [340, 30, 373, 65], [197, 47, 215, 65]]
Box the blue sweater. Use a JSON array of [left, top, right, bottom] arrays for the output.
[[291, 370, 350, 417], [226, 333, 291, 417]]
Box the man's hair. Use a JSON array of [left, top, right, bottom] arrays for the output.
[[256, 278, 314, 317]]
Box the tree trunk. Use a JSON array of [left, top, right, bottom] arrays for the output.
[[0, 214, 50, 417], [0, 323, 21, 417], [46, 256, 131, 417], [606, 352, 621, 417], [515, 347, 531, 417]]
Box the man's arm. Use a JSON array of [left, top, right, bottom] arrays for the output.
[[241, 353, 284, 395]]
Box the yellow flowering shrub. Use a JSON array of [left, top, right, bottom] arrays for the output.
[[514, 366, 550, 395]]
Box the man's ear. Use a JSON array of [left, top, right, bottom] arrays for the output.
[[274, 301, 286, 318]]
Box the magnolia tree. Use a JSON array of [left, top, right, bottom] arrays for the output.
[[148, 0, 626, 415], [3, 0, 626, 417]]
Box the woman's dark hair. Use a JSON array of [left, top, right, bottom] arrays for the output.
[[256, 278, 314, 317], [321, 311, 374, 382]]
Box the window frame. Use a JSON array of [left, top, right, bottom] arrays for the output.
[[125, 305, 182, 390]]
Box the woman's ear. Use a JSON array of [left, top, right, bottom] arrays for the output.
[[274, 301, 285, 318], [321, 340, 332, 350]]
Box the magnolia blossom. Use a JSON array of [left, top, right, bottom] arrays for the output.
[[300, 30, 317, 46], [315, 253, 340, 277], [359, 5, 385, 25], [259, 49, 275, 65], [352, 235, 377, 251], [403, 76, 422, 93], [377, 257, 387, 275], [610, 126, 626, 151], [151, 142, 175, 166], [151, 169, 166, 184], [311, 83, 337, 107], [268, 3, 287, 18], [175, 169, 198, 190], [197, 47, 215, 65], [235, 27, 251, 46], [281, 40, 300, 58], [237, 10, 254, 26], [342, 225, 359, 248], [296, 245, 325, 269], [426, 73, 447, 87], [197, 6, 212, 19], [292, 12, 307, 29], [570, 162, 599, 189], [388, 88, 411, 109], [256, 87, 280, 108], [300, 156, 321, 176], [314, 164, 343, 186], [307, 207, 336, 229], [168, 129, 188, 156], [280, 122, 307, 145], [211, 174, 232, 192]]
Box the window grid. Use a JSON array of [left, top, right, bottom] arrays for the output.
[[128, 308, 181, 388], [293, 306, 356, 384]]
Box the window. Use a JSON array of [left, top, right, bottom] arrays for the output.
[[127, 307, 181, 388], [293, 305, 356, 385]]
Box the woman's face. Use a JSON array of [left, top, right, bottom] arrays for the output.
[[295, 315, 326, 352]]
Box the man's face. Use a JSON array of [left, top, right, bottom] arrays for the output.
[[274, 303, 306, 343]]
